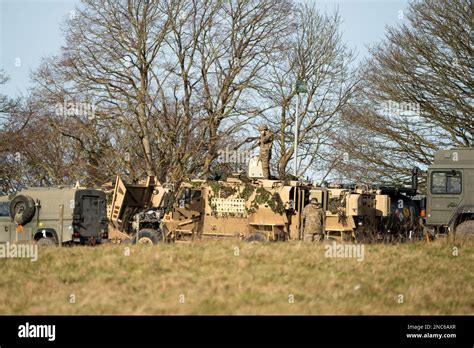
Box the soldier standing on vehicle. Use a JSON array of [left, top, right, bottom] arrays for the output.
[[302, 198, 325, 242], [258, 124, 273, 179]]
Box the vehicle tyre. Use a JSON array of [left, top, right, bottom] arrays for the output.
[[454, 220, 474, 245], [9, 195, 36, 225], [132, 229, 162, 245], [322, 236, 336, 243], [245, 233, 267, 243], [36, 237, 56, 247]]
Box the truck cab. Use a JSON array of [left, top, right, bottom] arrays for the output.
[[425, 148, 474, 235]]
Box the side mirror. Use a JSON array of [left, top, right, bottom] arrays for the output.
[[446, 170, 457, 177], [411, 167, 419, 192]]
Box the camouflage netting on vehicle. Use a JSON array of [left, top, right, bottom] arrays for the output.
[[220, 186, 237, 198], [190, 181, 203, 188], [328, 197, 343, 214], [208, 182, 221, 197], [207, 182, 237, 198], [208, 162, 234, 181], [328, 196, 349, 225], [207, 182, 240, 215], [239, 183, 255, 200], [206, 182, 285, 215], [248, 187, 285, 214]]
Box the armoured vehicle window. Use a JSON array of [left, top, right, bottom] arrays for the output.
[[183, 188, 201, 202], [0, 201, 10, 217], [431, 171, 462, 194], [191, 190, 201, 198]]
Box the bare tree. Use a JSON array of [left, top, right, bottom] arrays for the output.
[[28, 0, 293, 185], [259, 4, 357, 179], [32, 0, 174, 182], [166, 0, 293, 177], [332, 0, 473, 184]]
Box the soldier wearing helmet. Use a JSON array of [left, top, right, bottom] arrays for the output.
[[258, 124, 273, 179], [302, 197, 325, 242]]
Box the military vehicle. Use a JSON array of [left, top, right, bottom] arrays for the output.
[[107, 156, 392, 244], [105, 176, 172, 244], [305, 147, 473, 242], [106, 175, 311, 243], [423, 147, 474, 239], [310, 185, 391, 242], [106, 157, 313, 243], [161, 177, 312, 242], [369, 168, 425, 242], [0, 187, 108, 245]]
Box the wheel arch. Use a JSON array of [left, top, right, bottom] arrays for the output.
[[33, 228, 59, 243]]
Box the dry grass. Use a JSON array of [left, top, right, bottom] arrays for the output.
[[0, 238, 472, 315]]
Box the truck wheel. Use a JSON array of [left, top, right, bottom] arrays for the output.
[[9, 195, 36, 225], [36, 237, 56, 247], [132, 229, 162, 245], [245, 233, 267, 243], [454, 220, 474, 245]]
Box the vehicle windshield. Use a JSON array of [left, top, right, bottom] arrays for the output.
[[431, 171, 462, 194]]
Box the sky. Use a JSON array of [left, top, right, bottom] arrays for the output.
[[0, 0, 410, 98]]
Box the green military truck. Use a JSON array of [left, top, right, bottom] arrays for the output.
[[424, 147, 474, 239], [0, 187, 108, 245]]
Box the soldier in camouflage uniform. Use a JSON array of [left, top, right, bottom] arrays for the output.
[[302, 198, 325, 242], [258, 124, 273, 179]]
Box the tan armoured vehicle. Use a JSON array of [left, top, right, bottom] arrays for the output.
[[310, 185, 390, 241], [161, 177, 311, 242], [108, 156, 392, 244], [106, 157, 312, 243], [0, 187, 108, 245], [105, 176, 172, 244], [106, 175, 311, 244]]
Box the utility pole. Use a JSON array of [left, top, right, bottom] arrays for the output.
[[59, 204, 64, 247], [294, 79, 307, 177]]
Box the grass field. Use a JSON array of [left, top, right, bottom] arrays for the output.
[[0, 238, 472, 315]]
